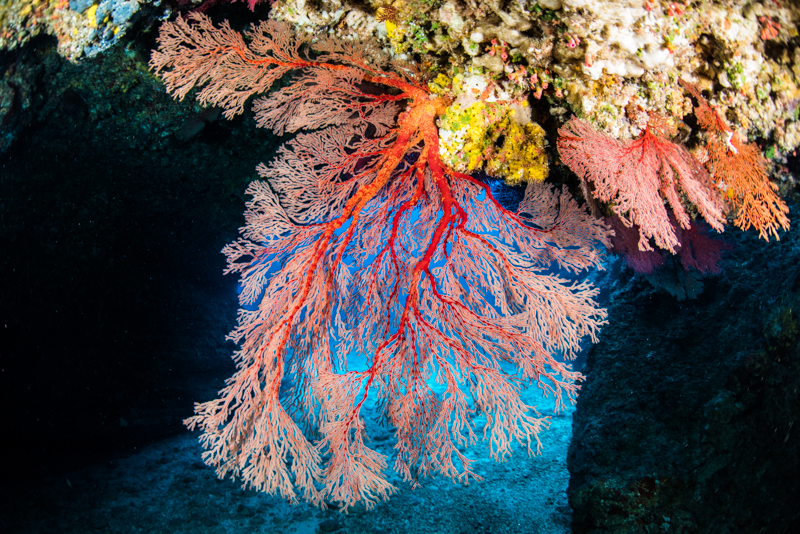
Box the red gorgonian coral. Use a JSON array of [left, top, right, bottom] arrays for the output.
[[558, 107, 725, 253], [151, 14, 610, 510]]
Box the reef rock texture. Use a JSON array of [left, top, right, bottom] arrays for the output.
[[3, 1, 800, 176], [567, 206, 800, 533], [0, 0, 166, 59], [268, 0, 800, 157]]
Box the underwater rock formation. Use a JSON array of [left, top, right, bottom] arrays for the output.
[[568, 206, 800, 532]]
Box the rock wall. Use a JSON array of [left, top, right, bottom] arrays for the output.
[[568, 207, 800, 533]]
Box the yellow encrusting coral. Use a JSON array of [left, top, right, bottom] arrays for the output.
[[437, 72, 548, 185], [486, 116, 548, 185]]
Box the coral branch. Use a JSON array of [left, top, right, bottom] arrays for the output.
[[558, 115, 725, 252]]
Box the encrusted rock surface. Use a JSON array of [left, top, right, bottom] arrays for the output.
[[266, 0, 800, 157]]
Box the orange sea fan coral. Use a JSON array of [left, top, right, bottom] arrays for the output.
[[679, 79, 790, 241]]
